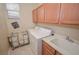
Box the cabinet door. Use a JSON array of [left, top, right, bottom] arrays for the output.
[[32, 9, 37, 23], [42, 45, 53, 55], [60, 4, 79, 24], [44, 3, 60, 23], [42, 41, 55, 55], [37, 5, 45, 23]]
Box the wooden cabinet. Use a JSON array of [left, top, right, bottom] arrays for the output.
[[36, 4, 60, 24], [60, 4, 79, 24], [32, 3, 79, 25], [37, 5, 45, 23], [42, 41, 62, 55], [32, 9, 37, 23], [44, 4, 60, 23]]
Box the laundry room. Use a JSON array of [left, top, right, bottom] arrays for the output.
[[0, 3, 79, 55]]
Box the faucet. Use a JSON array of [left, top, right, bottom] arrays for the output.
[[66, 36, 74, 43]]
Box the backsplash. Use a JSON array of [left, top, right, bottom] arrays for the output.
[[37, 23, 79, 42]]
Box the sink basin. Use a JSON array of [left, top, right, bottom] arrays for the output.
[[51, 37, 79, 54]]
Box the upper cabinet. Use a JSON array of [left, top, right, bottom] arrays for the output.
[[44, 4, 60, 23], [37, 5, 45, 23], [60, 4, 79, 24], [32, 9, 37, 23], [32, 3, 79, 25]]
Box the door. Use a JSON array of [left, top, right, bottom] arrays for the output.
[[32, 9, 37, 23], [60, 3, 79, 24], [37, 4, 45, 23], [44, 3, 60, 23]]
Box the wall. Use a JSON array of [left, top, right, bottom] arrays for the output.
[[37, 23, 79, 42], [0, 4, 9, 54], [6, 3, 41, 34], [20, 3, 41, 30]]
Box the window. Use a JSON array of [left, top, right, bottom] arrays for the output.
[[6, 3, 20, 19]]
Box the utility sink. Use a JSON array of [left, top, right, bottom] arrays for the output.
[[50, 34, 79, 54]]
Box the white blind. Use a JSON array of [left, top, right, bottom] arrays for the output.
[[8, 11, 20, 19], [6, 3, 20, 19]]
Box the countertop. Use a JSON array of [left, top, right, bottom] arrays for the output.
[[42, 34, 79, 55]]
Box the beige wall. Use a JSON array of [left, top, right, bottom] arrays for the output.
[[38, 23, 79, 42], [0, 4, 9, 54]]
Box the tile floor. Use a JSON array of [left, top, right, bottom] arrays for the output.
[[8, 44, 34, 55]]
